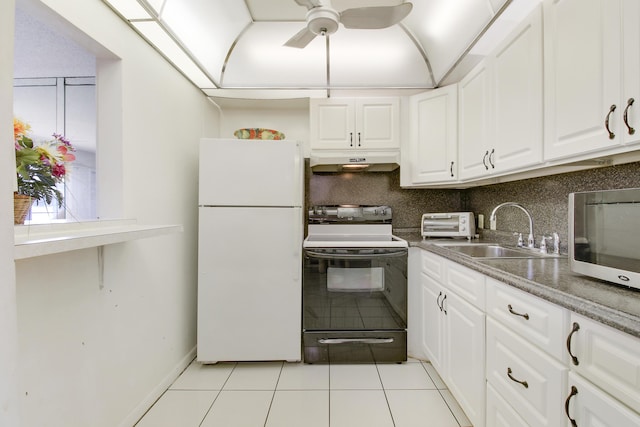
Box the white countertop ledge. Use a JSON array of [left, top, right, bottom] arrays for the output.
[[14, 219, 183, 260]]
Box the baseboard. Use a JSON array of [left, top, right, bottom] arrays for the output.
[[118, 346, 197, 427]]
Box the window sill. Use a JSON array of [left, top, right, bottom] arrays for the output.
[[14, 219, 183, 260]]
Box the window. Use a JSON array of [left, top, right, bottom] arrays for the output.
[[14, 77, 96, 222], [14, 5, 97, 223]]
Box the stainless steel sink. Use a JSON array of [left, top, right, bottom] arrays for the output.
[[434, 242, 561, 259]]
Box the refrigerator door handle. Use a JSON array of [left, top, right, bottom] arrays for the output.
[[294, 142, 303, 206], [293, 210, 302, 281]]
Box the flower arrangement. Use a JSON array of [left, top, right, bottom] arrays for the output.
[[14, 117, 76, 207]]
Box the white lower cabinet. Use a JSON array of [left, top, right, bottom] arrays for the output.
[[421, 272, 446, 373], [486, 318, 568, 427], [417, 249, 640, 427], [566, 313, 640, 413], [486, 382, 529, 427], [565, 371, 640, 427], [486, 278, 568, 361], [444, 290, 485, 426], [420, 250, 485, 427]]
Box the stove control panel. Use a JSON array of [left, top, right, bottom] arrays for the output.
[[309, 205, 392, 223]]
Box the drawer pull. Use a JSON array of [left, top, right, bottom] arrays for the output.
[[507, 367, 529, 388], [566, 322, 580, 366], [437, 291, 443, 312], [507, 368, 529, 388], [564, 385, 578, 427], [507, 304, 530, 320]]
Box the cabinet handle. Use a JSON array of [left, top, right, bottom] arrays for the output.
[[482, 150, 489, 170], [436, 291, 443, 312], [349, 132, 353, 147], [507, 304, 530, 320], [566, 322, 580, 366], [357, 132, 361, 147], [623, 98, 636, 135], [441, 294, 447, 315], [488, 148, 495, 169], [564, 385, 579, 427], [507, 367, 528, 388], [605, 104, 617, 140], [450, 161, 454, 177]]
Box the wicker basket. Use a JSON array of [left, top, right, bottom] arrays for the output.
[[13, 193, 34, 225]]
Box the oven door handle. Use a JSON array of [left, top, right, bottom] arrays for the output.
[[304, 249, 407, 260], [317, 338, 394, 345]]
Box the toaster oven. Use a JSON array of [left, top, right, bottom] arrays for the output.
[[421, 212, 476, 239]]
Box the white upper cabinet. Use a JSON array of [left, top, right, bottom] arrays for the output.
[[405, 85, 458, 185], [309, 97, 400, 151], [458, 60, 493, 180], [621, 0, 640, 145], [544, 0, 640, 160], [459, 5, 543, 180], [491, 5, 544, 172]]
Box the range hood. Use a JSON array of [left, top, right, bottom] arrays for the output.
[[310, 151, 400, 173]]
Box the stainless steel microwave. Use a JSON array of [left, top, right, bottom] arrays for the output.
[[569, 188, 640, 289]]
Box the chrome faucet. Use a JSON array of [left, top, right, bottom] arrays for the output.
[[489, 202, 535, 249]]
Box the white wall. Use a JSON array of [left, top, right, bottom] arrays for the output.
[[8, 0, 220, 426], [218, 98, 310, 156], [1, 0, 21, 425]]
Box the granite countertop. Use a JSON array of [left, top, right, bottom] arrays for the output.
[[396, 232, 640, 339]]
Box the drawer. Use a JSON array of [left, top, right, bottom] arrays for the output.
[[446, 259, 485, 310], [420, 250, 445, 282], [568, 313, 640, 413], [486, 318, 568, 427], [486, 382, 530, 427], [486, 278, 568, 360]]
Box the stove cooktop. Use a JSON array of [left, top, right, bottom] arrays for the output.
[[308, 205, 393, 224]]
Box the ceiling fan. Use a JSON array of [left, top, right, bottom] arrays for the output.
[[284, 0, 413, 48]]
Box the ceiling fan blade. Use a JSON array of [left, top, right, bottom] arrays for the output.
[[340, 2, 413, 29], [284, 27, 317, 48]]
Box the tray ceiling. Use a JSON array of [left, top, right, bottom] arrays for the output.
[[101, 0, 540, 97]]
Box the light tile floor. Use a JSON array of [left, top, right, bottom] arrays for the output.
[[135, 358, 472, 427]]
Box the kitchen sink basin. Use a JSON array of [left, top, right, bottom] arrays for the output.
[[434, 242, 562, 259]]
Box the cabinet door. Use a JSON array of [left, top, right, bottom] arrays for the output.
[[445, 291, 486, 427], [566, 372, 640, 427], [421, 272, 445, 374], [356, 98, 400, 149], [568, 313, 640, 413], [309, 98, 355, 150], [459, 60, 492, 180], [408, 86, 458, 184], [622, 0, 640, 145], [492, 5, 543, 173], [543, 0, 622, 160]]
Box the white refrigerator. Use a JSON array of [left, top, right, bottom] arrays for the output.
[[197, 138, 303, 363]]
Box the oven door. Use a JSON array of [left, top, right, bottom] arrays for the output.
[[302, 247, 407, 363]]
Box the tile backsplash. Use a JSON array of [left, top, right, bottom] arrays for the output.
[[307, 161, 640, 251], [466, 161, 640, 251]]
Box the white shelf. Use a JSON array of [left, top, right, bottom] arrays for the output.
[[14, 219, 183, 260]]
